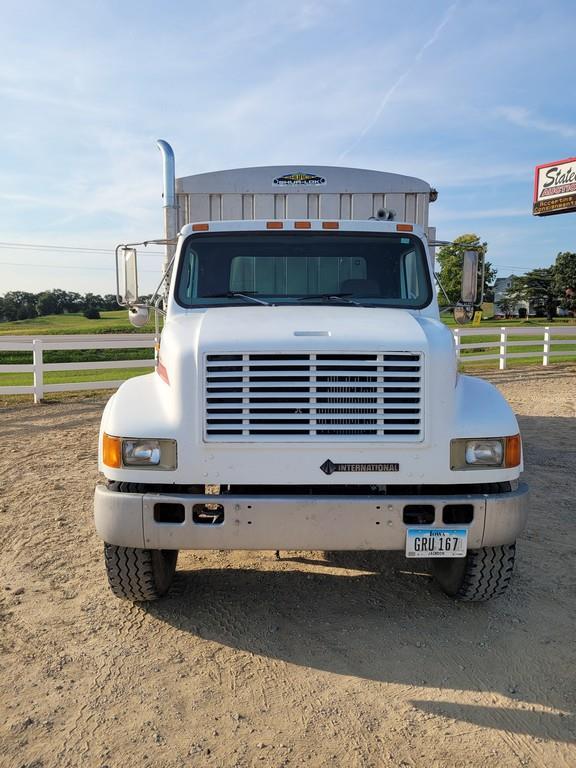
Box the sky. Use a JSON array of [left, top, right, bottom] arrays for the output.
[[1, 0, 576, 296]]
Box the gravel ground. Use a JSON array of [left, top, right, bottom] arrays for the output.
[[0, 369, 575, 768]]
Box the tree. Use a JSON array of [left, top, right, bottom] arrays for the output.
[[83, 293, 103, 311], [2, 291, 38, 321], [436, 234, 496, 305], [512, 267, 558, 321], [103, 294, 119, 310], [499, 275, 526, 317], [16, 304, 37, 321], [37, 291, 60, 316], [61, 292, 83, 313], [497, 294, 515, 318], [47, 289, 70, 314], [553, 251, 576, 314]]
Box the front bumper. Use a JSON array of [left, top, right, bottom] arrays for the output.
[[94, 483, 529, 551]]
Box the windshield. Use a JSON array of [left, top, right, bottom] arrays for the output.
[[175, 231, 432, 308]]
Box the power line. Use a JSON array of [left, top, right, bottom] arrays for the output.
[[492, 263, 552, 271], [0, 241, 165, 256], [0, 261, 159, 273]]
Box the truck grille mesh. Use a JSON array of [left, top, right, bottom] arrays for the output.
[[204, 352, 423, 441]]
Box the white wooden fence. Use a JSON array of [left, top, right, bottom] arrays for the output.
[[0, 334, 155, 403], [0, 326, 575, 403], [453, 325, 576, 370]]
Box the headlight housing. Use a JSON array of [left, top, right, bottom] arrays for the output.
[[103, 434, 177, 470], [451, 434, 521, 470]]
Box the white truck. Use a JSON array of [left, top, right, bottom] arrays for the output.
[[94, 140, 528, 602]]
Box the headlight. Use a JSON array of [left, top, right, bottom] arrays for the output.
[[123, 439, 162, 466], [103, 434, 177, 469], [451, 435, 521, 470], [465, 440, 503, 466]]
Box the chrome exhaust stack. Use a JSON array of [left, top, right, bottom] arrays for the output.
[[156, 139, 178, 279]]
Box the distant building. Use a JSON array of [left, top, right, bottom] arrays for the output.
[[493, 276, 530, 316]]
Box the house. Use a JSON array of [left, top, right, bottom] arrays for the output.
[[493, 275, 530, 317]]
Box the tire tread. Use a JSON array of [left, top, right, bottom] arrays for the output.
[[453, 544, 516, 601], [104, 544, 166, 601]]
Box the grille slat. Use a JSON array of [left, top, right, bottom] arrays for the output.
[[206, 370, 420, 379], [204, 352, 423, 442]]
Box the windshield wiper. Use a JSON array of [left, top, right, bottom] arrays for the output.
[[298, 293, 361, 305], [200, 292, 271, 306]]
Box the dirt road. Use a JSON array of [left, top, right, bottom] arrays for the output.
[[1, 370, 575, 768]]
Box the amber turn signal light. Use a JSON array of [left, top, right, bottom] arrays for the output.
[[505, 434, 522, 468], [102, 433, 122, 468]]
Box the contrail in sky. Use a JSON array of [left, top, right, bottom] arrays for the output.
[[337, 1, 460, 162]]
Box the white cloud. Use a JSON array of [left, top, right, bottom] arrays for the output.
[[337, 0, 461, 161], [495, 106, 576, 139], [432, 207, 527, 223]]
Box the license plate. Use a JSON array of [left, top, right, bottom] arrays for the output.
[[405, 528, 468, 558]]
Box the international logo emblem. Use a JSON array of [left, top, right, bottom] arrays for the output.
[[320, 460, 400, 475]]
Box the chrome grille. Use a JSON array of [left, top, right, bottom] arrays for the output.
[[204, 352, 423, 441]]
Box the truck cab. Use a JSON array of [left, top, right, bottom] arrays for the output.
[[94, 142, 528, 602]]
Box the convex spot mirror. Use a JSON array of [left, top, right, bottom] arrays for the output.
[[129, 305, 150, 327], [453, 304, 475, 325]]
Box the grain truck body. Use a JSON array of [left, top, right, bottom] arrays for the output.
[[94, 143, 528, 602]]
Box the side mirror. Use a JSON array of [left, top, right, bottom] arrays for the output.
[[116, 246, 139, 306], [461, 250, 479, 304], [123, 247, 139, 305]]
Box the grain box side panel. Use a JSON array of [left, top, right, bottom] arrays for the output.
[[221, 194, 243, 220], [254, 194, 275, 219], [351, 193, 373, 220], [384, 193, 406, 221]]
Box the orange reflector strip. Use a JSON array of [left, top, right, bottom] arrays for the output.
[[266, 221, 283, 229], [103, 433, 122, 468], [396, 224, 413, 232], [322, 221, 339, 229], [192, 223, 209, 231], [505, 434, 522, 467], [157, 359, 170, 385], [294, 221, 311, 229]]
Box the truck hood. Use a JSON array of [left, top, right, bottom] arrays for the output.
[[167, 306, 430, 354]]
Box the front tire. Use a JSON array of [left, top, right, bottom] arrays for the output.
[[432, 543, 516, 601], [104, 544, 178, 601]]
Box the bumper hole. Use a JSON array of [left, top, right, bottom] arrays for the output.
[[192, 503, 224, 525], [403, 504, 435, 525], [154, 503, 185, 524], [443, 503, 474, 524]]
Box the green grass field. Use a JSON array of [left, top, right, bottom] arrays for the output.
[[0, 310, 575, 394], [0, 309, 144, 335]]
